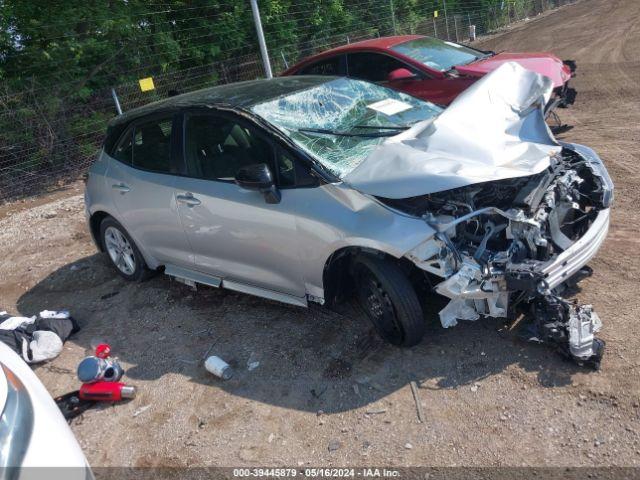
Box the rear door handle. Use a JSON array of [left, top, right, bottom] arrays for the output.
[[176, 193, 201, 207], [112, 183, 130, 193]]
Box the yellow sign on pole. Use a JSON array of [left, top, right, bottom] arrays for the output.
[[139, 77, 155, 92], [434, 10, 438, 18]]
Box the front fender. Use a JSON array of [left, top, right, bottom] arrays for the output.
[[294, 184, 437, 299]]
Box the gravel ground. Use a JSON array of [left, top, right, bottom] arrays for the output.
[[1, 0, 639, 468]]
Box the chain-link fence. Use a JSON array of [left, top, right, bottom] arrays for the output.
[[0, 0, 577, 203]]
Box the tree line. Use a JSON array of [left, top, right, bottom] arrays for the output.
[[0, 0, 549, 200]]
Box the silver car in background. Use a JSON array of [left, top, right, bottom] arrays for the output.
[[85, 63, 612, 367]]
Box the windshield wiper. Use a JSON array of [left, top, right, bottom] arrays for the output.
[[298, 125, 409, 138], [349, 124, 411, 130]]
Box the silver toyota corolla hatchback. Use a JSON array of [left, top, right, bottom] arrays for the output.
[[85, 63, 613, 367]]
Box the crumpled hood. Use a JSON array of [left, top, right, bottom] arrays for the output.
[[343, 62, 561, 200], [455, 52, 572, 87]]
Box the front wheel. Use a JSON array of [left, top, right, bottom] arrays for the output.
[[353, 255, 425, 347]]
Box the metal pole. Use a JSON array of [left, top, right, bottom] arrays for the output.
[[432, 17, 438, 38], [443, 0, 450, 40], [390, 0, 397, 35], [111, 88, 123, 115], [453, 15, 459, 42], [250, 0, 272, 79]]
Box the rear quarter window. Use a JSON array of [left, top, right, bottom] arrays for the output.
[[298, 55, 345, 75], [112, 129, 133, 165]]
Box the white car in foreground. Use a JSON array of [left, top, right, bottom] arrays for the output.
[[0, 342, 92, 479]]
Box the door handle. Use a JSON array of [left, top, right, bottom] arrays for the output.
[[112, 183, 130, 193], [176, 193, 201, 207]]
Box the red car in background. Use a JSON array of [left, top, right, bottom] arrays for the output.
[[282, 35, 576, 117]]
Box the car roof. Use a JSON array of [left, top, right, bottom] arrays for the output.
[[109, 76, 335, 128], [282, 35, 424, 74], [321, 34, 423, 54]]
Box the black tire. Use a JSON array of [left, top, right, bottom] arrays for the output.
[[99, 216, 153, 282], [353, 255, 425, 347]]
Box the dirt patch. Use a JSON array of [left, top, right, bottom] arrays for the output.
[[1, 0, 640, 468]]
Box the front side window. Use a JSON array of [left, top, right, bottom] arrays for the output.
[[391, 37, 483, 72], [277, 150, 297, 187], [184, 114, 274, 181], [347, 52, 415, 82], [251, 78, 442, 178], [131, 118, 173, 173]]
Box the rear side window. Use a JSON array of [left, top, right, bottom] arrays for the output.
[[131, 118, 173, 173], [112, 130, 133, 165], [347, 52, 413, 82], [299, 55, 346, 75]]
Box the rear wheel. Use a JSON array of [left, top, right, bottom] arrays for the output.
[[100, 217, 152, 282], [353, 255, 425, 347]]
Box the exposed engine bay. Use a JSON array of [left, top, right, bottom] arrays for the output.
[[383, 145, 613, 369]]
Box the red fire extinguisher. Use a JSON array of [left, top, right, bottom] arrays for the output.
[[79, 381, 136, 402]]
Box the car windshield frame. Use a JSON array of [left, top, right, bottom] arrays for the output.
[[250, 77, 442, 178], [391, 37, 486, 72]]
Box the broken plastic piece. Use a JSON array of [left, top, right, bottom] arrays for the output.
[[438, 299, 479, 328], [435, 259, 506, 327]]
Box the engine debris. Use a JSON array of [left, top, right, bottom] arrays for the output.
[[523, 293, 605, 370]]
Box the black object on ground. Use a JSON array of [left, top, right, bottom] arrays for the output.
[[54, 390, 96, 421]]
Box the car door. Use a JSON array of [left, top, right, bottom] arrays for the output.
[[347, 51, 463, 105], [105, 114, 193, 267], [347, 51, 424, 87], [172, 110, 307, 299], [394, 73, 473, 106]]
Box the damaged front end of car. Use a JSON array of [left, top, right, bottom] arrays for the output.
[[345, 62, 612, 368], [395, 143, 613, 369]]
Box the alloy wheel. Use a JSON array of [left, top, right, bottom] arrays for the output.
[[104, 226, 136, 276]]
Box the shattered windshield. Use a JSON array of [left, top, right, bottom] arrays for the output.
[[391, 37, 483, 71], [251, 78, 441, 177]]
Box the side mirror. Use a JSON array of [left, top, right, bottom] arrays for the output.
[[235, 163, 281, 204], [387, 68, 417, 82]]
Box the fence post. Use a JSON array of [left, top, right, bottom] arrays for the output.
[[453, 15, 459, 42], [111, 88, 123, 115], [280, 51, 289, 69], [390, 0, 397, 35], [443, 0, 450, 39], [250, 0, 273, 79]]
